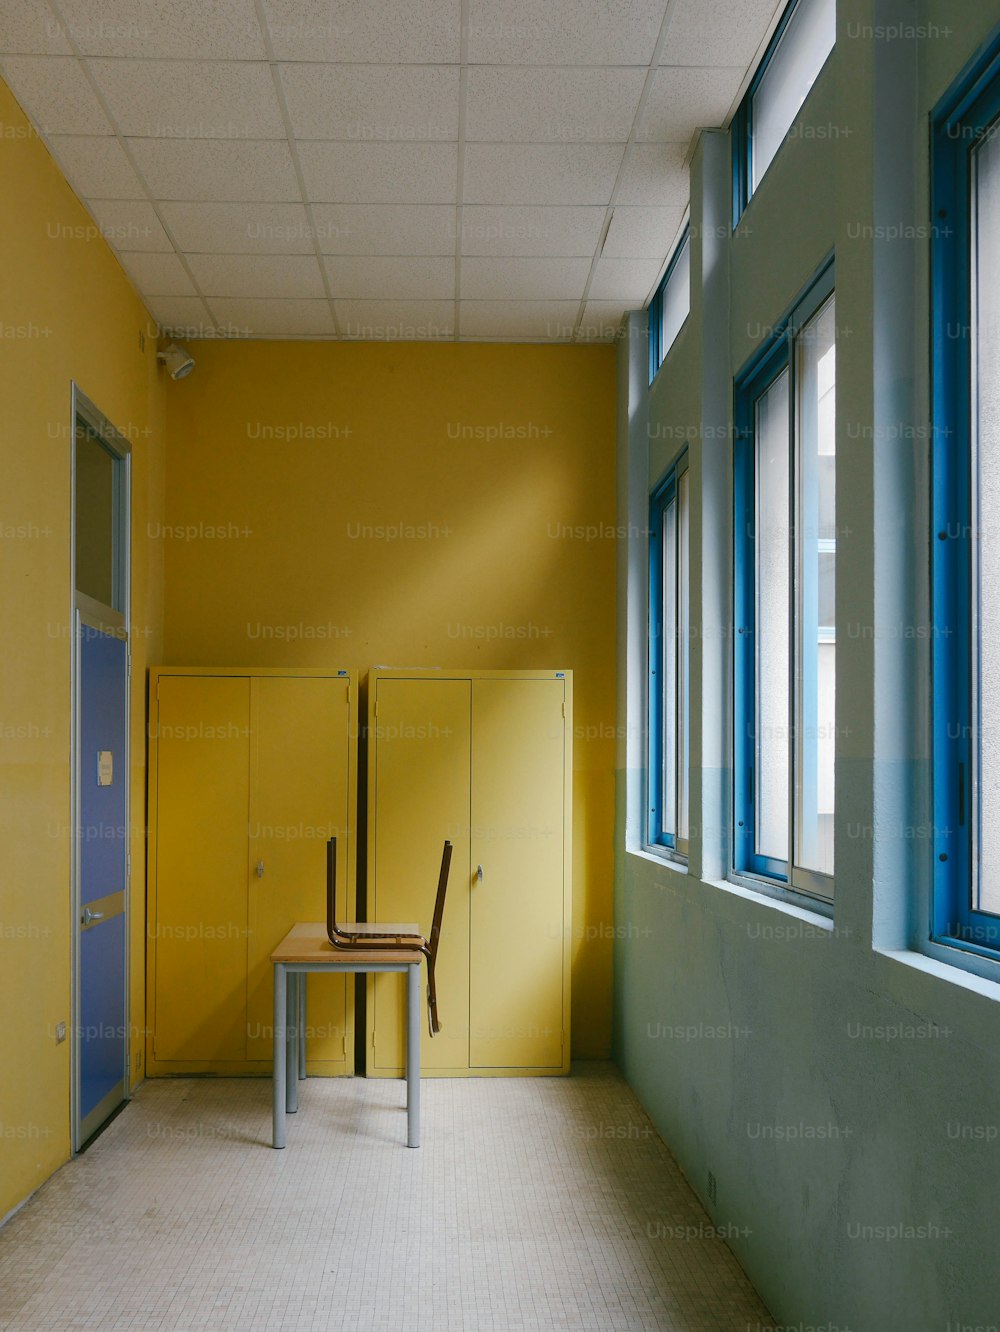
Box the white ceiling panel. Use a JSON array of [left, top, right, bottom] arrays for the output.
[[188, 253, 326, 299], [56, 0, 265, 59], [589, 256, 663, 303], [459, 206, 606, 257], [280, 64, 459, 142], [602, 205, 685, 258], [0, 3, 72, 55], [3, 0, 782, 340], [459, 301, 580, 340], [616, 143, 689, 205], [48, 134, 145, 199], [116, 250, 197, 296], [207, 297, 337, 337], [461, 257, 592, 301], [127, 138, 299, 202], [334, 300, 455, 339], [259, 0, 462, 64], [463, 144, 624, 206], [664, 0, 783, 67], [87, 59, 285, 139], [638, 65, 746, 141], [86, 200, 173, 251], [298, 141, 458, 205], [0, 55, 111, 133], [310, 204, 455, 255], [465, 67, 646, 143], [158, 202, 317, 254], [323, 256, 454, 300], [466, 0, 668, 66]]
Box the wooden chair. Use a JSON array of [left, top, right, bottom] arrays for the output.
[[325, 836, 452, 1036]]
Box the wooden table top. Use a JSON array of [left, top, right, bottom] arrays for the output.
[[271, 922, 422, 966]]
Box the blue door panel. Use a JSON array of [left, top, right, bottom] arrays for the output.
[[79, 913, 126, 1119]]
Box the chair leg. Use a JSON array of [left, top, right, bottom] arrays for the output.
[[426, 959, 440, 1038]]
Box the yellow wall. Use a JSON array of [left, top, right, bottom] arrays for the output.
[[164, 340, 617, 1056], [0, 77, 165, 1219]]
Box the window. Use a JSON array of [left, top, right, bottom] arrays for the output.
[[648, 227, 690, 382], [732, 0, 836, 221], [647, 453, 690, 857], [931, 33, 1000, 959], [734, 262, 836, 899]]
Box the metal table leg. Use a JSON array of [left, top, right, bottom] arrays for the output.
[[298, 973, 307, 1081], [406, 960, 420, 1148], [273, 963, 286, 1149], [286, 970, 299, 1114]]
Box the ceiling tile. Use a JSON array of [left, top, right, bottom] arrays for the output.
[[145, 295, 217, 334], [579, 301, 630, 341], [638, 65, 745, 141], [460, 256, 591, 301], [459, 300, 580, 340], [463, 144, 624, 205], [48, 135, 145, 199], [86, 200, 173, 251], [280, 64, 459, 142], [465, 67, 645, 143], [0, 3, 72, 54], [0, 56, 111, 133], [87, 58, 285, 139], [588, 255, 663, 302], [188, 253, 326, 298], [298, 142, 458, 204], [158, 202, 316, 254], [116, 251, 197, 297], [459, 206, 605, 257], [260, 0, 462, 63], [127, 138, 299, 202], [616, 142, 689, 205], [207, 297, 336, 337], [310, 204, 455, 255], [334, 300, 455, 339], [56, 0, 265, 59], [602, 205, 685, 258], [467, 0, 668, 65], [663, 0, 782, 67], [323, 256, 454, 299]]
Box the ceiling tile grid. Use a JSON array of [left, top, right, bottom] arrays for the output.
[[0, 0, 783, 341]]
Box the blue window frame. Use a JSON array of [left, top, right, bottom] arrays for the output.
[[648, 227, 690, 384], [734, 258, 836, 899], [647, 452, 690, 857], [931, 27, 1000, 960], [732, 0, 836, 224]]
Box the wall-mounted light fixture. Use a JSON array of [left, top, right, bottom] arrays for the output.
[[157, 342, 196, 380]]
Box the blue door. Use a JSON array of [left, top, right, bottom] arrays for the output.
[[77, 618, 128, 1144]]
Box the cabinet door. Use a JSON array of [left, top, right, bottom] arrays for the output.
[[371, 678, 471, 1072], [246, 676, 352, 1065], [153, 676, 250, 1062], [470, 678, 566, 1068]]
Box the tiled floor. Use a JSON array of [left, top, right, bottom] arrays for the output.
[[0, 1064, 770, 1331]]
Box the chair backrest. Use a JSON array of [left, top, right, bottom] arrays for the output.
[[427, 840, 453, 964], [326, 835, 340, 941]]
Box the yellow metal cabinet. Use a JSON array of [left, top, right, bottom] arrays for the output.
[[148, 668, 357, 1076], [366, 669, 572, 1077]]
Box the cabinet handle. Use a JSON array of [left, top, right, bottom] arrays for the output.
[[256, 860, 265, 879], [476, 864, 484, 883]]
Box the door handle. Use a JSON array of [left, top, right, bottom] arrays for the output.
[[82, 907, 105, 925], [256, 860, 265, 879], [476, 864, 484, 883]]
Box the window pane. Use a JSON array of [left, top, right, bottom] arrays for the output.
[[661, 494, 678, 839], [660, 236, 690, 358], [755, 370, 791, 864], [973, 121, 1000, 915], [677, 470, 691, 844], [795, 297, 836, 877], [751, 0, 836, 191], [75, 423, 116, 607]]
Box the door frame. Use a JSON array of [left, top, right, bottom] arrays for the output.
[[70, 384, 132, 1152]]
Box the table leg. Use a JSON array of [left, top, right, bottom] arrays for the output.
[[298, 972, 307, 1081], [406, 961, 420, 1148], [273, 963, 286, 1149], [286, 970, 299, 1114]]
